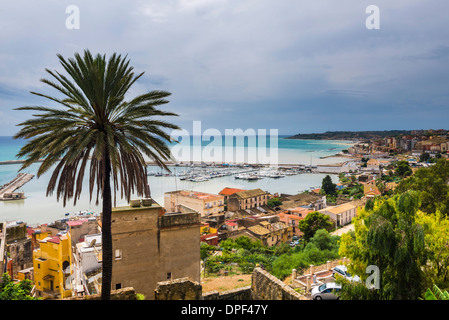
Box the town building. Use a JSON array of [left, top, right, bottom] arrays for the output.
[[363, 180, 381, 199], [277, 212, 304, 238], [279, 192, 327, 211], [3, 221, 33, 280], [66, 217, 99, 246], [246, 220, 292, 247], [318, 202, 357, 227], [366, 158, 380, 172], [0, 223, 5, 275], [72, 233, 102, 296], [218, 187, 246, 202], [164, 190, 225, 217], [200, 223, 218, 246], [33, 232, 72, 299], [108, 198, 201, 300], [227, 188, 268, 212]]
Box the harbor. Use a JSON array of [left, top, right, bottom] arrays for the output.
[[147, 162, 313, 182]]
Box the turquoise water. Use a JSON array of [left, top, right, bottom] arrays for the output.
[[0, 135, 353, 225]]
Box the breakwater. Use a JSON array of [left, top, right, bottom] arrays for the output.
[[0, 173, 34, 200]]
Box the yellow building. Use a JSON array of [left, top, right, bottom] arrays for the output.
[[33, 233, 72, 299]]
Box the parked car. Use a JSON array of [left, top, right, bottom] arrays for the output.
[[311, 282, 341, 300], [332, 265, 361, 282], [289, 241, 296, 247]]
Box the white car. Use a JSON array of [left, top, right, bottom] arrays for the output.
[[311, 282, 341, 300], [332, 265, 361, 282]]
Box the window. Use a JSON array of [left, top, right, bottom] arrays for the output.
[[115, 249, 122, 260], [116, 283, 122, 290], [167, 272, 172, 280]]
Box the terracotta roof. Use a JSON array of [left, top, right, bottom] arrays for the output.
[[277, 213, 303, 221], [219, 187, 246, 196]]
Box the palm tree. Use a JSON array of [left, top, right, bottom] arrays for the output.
[[14, 50, 180, 300]]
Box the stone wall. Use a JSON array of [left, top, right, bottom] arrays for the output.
[[66, 267, 309, 300], [65, 287, 137, 300], [155, 268, 307, 300], [5, 222, 27, 243], [159, 211, 200, 229], [202, 286, 252, 300], [251, 268, 307, 300], [155, 278, 202, 300]]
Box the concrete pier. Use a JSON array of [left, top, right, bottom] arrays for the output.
[[0, 173, 34, 200]]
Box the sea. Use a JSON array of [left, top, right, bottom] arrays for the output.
[[0, 135, 354, 226]]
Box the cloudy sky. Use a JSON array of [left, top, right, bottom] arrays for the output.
[[0, 0, 448, 136]]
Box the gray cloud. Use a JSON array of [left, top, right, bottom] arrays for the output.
[[0, 0, 448, 135]]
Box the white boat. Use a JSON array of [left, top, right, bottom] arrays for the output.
[[269, 172, 285, 178], [246, 174, 260, 180]]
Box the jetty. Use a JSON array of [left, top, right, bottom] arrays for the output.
[[0, 173, 34, 200]]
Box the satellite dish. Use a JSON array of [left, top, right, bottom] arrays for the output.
[[89, 239, 96, 247]]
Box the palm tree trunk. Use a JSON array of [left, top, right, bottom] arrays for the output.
[[101, 148, 113, 300]]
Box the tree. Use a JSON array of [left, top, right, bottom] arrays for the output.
[[424, 285, 449, 300], [0, 273, 38, 300], [419, 152, 430, 162], [321, 175, 337, 196], [395, 159, 449, 216], [339, 191, 427, 299], [267, 198, 282, 208], [375, 179, 386, 195], [336, 278, 381, 300], [297, 211, 334, 241], [14, 50, 180, 299], [271, 229, 340, 280], [395, 160, 412, 178], [416, 210, 449, 289]]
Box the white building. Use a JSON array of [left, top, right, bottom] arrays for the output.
[[73, 233, 102, 296], [319, 202, 357, 227]]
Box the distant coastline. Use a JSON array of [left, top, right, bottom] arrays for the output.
[[286, 130, 415, 141]]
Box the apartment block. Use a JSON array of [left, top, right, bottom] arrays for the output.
[[164, 190, 225, 217]]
